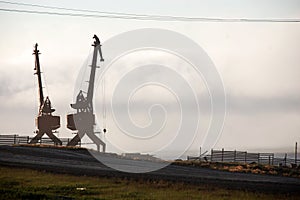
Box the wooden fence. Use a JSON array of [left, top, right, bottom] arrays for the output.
[[188, 148, 299, 166], [209, 149, 274, 165]]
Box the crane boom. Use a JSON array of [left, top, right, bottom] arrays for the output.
[[86, 35, 104, 112], [33, 43, 44, 111]]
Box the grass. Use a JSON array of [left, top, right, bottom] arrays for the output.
[[172, 160, 300, 178], [0, 166, 298, 200]]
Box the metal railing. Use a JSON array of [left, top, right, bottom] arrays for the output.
[[0, 134, 80, 146]]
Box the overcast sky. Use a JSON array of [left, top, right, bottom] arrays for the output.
[[0, 0, 299, 157]]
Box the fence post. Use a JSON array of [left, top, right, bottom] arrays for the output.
[[268, 155, 270, 165], [199, 146, 201, 162], [27, 136, 29, 144], [295, 142, 298, 165], [258, 153, 260, 164], [13, 134, 16, 144], [211, 149, 213, 162], [221, 148, 224, 162], [234, 150, 236, 162], [244, 151, 247, 163], [284, 153, 287, 166]]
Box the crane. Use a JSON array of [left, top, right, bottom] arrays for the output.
[[67, 35, 106, 152], [30, 44, 62, 145]]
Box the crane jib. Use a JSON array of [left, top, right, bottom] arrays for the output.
[[33, 43, 44, 111]]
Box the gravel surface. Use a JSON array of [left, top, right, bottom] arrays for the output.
[[0, 145, 299, 194]]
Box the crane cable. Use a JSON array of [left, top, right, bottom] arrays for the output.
[[32, 65, 38, 117], [78, 47, 92, 93], [102, 77, 107, 133], [40, 64, 50, 99]]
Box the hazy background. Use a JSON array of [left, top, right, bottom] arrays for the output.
[[0, 0, 299, 157]]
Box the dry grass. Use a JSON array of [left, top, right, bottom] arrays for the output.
[[0, 166, 297, 200]]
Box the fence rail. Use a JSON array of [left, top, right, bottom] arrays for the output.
[[0, 134, 30, 145], [188, 148, 300, 166], [0, 134, 80, 146], [210, 149, 274, 165]]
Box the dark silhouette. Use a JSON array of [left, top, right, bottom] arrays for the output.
[[30, 44, 62, 145], [67, 35, 106, 152]]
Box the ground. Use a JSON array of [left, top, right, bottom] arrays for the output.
[[0, 145, 300, 199], [0, 166, 298, 200]]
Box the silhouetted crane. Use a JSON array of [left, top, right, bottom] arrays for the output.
[[30, 44, 62, 145], [67, 35, 106, 152]]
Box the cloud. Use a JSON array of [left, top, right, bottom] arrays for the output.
[[0, 5, 300, 154], [227, 93, 300, 114], [0, 68, 33, 96]]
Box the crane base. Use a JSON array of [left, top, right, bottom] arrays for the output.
[[30, 130, 62, 145]]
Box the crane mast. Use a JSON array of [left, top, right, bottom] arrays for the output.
[[30, 44, 62, 145], [67, 35, 106, 152]]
